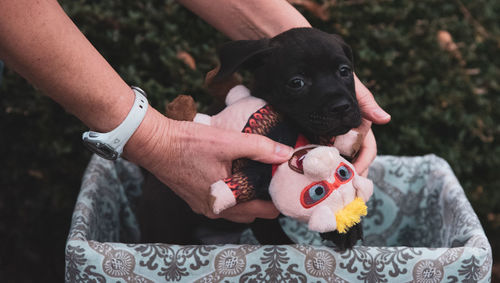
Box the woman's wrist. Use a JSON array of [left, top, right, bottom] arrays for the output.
[[83, 86, 136, 133], [122, 106, 174, 171]]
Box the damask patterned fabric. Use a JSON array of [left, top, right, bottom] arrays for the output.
[[65, 154, 492, 282]]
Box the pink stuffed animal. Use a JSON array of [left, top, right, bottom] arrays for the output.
[[270, 145, 373, 233]]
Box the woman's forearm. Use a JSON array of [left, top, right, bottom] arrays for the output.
[[178, 0, 311, 40], [0, 0, 133, 132], [0, 0, 170, 168]]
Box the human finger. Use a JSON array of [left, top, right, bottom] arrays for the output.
[[224, 131, 294, 164], [354, 73, 391, 125], [352, 129, 377, 175]]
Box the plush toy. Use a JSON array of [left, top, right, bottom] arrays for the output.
[[167, 84, 373, 236], [270, 145, 373, 234]]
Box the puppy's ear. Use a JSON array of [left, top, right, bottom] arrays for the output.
[[331, 34, 354, 65], [214, 39, 274, 81]]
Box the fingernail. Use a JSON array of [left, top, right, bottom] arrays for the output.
[[373, 109, 391, 121], [275, 144, 293, 158]]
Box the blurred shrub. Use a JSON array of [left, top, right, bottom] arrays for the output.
[[0, 0, 498, 280]]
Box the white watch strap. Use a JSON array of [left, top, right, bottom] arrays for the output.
[[82, 87, 148, 158]]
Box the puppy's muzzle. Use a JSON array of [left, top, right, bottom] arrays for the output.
[[327, 100, 352, 115], [306, 98, 361, 135]]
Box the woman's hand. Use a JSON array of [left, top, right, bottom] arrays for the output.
[[352, 74, 390, 176], [125, 109, 293, 223], [354, 73, 391, 125]]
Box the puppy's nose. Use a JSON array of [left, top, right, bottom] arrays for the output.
[[328, 100, 351, 114]]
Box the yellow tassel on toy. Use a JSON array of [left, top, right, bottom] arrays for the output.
[[335, 197, 367, 233]]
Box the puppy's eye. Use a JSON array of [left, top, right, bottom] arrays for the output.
[[287, 77, 305, 89], [339, 65, 352, 77]]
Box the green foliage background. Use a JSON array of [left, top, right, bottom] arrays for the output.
[[0, 0, 498, 280]]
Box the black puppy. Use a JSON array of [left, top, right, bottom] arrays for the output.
[[138, 28, 363, 249], [212, 27, 363, 248], [215, 27, 361, 140]]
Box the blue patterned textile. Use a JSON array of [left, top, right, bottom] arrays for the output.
[[65, 154, 492, 282]]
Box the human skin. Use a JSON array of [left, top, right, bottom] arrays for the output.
[[0, 0, 388, 223]]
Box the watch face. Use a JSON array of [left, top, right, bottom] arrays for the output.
[[83, 138, 118, 160]]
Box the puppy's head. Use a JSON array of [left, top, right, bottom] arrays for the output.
[[215, 27, 362, 137]]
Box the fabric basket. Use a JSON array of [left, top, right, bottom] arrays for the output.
[[65, 154, 492, 282]]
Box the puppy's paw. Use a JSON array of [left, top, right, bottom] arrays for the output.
[[210, 180, 237, 214]]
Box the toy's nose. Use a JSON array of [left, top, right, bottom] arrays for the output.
[[303, 147, 341, 180]]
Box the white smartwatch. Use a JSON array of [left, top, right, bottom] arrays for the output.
[[82, 86, 148, 160]]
